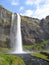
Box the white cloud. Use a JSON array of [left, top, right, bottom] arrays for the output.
[[11, 0, 19, 6], [25, 0, 42, 6], [19, 6, 24, 11], [25, 0, 49, 19], [23, 10, 33, 17], [25, 0, 35, 5], [33, 0, 49, 19]]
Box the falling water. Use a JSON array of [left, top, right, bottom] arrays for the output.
[[10, 13, 16, 49], [15, 13, 23, 53], [10, 13, 33, 54], [10, 13, 23, 53]]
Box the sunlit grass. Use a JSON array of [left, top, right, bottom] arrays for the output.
[[31, 50, 49, 61], [0, 52, 26, 65], [0, 47, 10, 52], [23, 39, 49, 51]]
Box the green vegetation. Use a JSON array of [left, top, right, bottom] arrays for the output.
[[0, 47, 10, 52], [43, 50, 49, 53], [0, 52, 25, 65], [21, 16, 31, 22], [31, 50, 49, 61], [23, 39, 49, 51]]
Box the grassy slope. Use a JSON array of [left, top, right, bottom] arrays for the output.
[[31, 50, 49, 62], [24, 39, 49, 51], [0, 52, 25, 65]]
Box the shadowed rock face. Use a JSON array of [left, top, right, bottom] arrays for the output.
[[21, 16, 49, 45], [0, 5, 12, 48], [0, 5, 49, 48]]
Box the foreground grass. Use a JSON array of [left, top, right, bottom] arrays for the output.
[[0, 52, 25, 65], [31, 50, 49, 62]]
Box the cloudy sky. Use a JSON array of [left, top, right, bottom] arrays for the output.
[[0, 0, 49, 19]]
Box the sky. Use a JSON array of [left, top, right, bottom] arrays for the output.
[[0, 0, 49, 19]]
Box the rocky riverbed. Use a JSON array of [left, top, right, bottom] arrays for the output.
[[18, 54, 49, 65]]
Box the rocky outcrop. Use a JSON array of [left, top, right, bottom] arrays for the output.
[[0, 5, 12, 48], [21, 16, 49, 45], [0, 5, 49, 48]]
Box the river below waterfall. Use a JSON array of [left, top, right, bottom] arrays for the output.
[[17, 54, 49, 65]]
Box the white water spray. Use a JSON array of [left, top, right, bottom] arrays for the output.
[[15, 14, 23, 53], [10, 13, 23, 53]]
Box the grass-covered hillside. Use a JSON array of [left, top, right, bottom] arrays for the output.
[[23, 39, 49, 51], [31, 50, 49, 62], [0, 52, 25, 65]]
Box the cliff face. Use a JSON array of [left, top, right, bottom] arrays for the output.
[[21, 16, 49, 45], [0, 5, 12, 48], [0, 5, 49, 48]]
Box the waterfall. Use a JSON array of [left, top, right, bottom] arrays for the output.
[[10, 13, 23, 53], [10, 13, 33, 54], [15, 13, 23, 52], [10, 13, 16, 49]]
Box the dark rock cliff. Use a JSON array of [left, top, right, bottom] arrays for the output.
[[21, 16, 49, 45], [0, 5, 49, 48], [0, 5, 12, 48]]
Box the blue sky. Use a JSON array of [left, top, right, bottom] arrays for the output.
[[0, 0, 49, 19]]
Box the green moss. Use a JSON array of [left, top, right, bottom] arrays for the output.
[[0, 48, 10, 52], [7, 10, 12, 15], [31, 50, 49, 61], [23, 39, 49, 51], [23, 45, 34, 50], [0, 52, 26, 65], [0, 52, 9, 65], [21, 16, 32, 23], [44, 50, 49, 53], [4, 55, 25, 65]]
